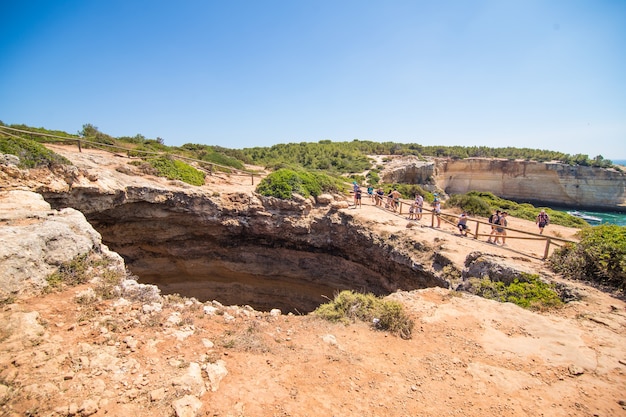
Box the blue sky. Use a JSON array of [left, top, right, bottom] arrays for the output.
[[1, 1, 625, 158]]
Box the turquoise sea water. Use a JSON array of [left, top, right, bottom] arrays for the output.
[[555, 208, 626, 226], [552, 158, 626, 226]]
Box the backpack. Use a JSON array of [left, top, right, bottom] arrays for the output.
[[488, 214, 498, 224]]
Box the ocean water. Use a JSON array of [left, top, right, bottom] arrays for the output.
[[556, 208, 626, 227]]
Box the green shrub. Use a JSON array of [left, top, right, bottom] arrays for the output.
[[467, 274, 563, 310], [313, 290, 414, 339], [445, 191, 588, 227], [0, 137, 70, 168], [445, 193, 492, 217], [147, 156, 205, 186], [256, 168, 345, 199], [548, 224, 626, 290]]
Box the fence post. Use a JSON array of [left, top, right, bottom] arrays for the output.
[[474, 221, 480, 240], [251, 173, 254, 185], [77, 140, 82, 152], [543, 238, 551, 259]]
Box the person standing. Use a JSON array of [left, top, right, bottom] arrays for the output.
[[415, 194, 424, 220], [497, 212, 508, 246], [367, 185, 374, 203], [433, 198, 441, 228], [375, 188, 384, 206], [391, 189, 401, 212], [487, 210, 501, 244], [536, 210, 549, 234], [457, 211, 469, 236], [352, 182, 359, 206], [355, 187, 362, 208]]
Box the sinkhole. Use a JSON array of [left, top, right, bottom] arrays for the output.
[[43, 195, 443, 314]]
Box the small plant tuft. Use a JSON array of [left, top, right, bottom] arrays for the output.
[[313, 290, 414, 339]]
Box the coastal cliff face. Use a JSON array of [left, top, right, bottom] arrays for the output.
[[383, 156, 626, 211]]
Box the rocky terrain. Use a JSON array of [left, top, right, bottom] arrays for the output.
[[1, 145, 625, 417]]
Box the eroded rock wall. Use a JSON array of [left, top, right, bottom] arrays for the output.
[[434, 159, 626, 210], [42, 186, 447, 313], [384, 156, 626, 211]]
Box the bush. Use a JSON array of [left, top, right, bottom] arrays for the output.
[[313, 290, 414, 339], [446, 191, 588, 227], [0, 137, 70, 168], [548, 224, 626, 290], [256, 168, 345, 199], [466, 274, 563, 310], [146, 156, 205, 186], [445, 193, 492, 217]]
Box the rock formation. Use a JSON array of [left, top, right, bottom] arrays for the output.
[[381, 156, 626, 211]]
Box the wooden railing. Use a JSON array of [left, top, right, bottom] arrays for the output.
[[373, 196, 576, 260], [0, 125, 258, 184]]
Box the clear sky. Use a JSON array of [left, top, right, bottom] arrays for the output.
[[1, 1, 625, 158]]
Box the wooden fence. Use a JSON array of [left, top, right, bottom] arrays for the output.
[[0, 125, 258, 185], [374, 196, 576, 260]]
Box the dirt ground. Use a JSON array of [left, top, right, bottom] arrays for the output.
[[1, 145, 625, 417]]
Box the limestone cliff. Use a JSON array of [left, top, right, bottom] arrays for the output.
[[382, 156, 626, 211]]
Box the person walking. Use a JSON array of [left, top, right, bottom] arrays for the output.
[[536, 210, 549, 234], [487, 210, 501, 244]]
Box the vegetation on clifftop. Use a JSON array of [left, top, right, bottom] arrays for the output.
[[465, 274, 563, 310], [548, 224, 626, 291], [314, 290, 414, 339], [0, 136, 70, 168], [255, 168, 346, 199], [0, 122, 616, 172]]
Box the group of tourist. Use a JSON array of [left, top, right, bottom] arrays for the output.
[[352, 184, 552, 246], [485, 210, 509, 245]]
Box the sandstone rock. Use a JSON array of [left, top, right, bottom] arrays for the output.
[[172, 395, 202, 417], [461, 251, 537, 285], [114, 279, 161, 303], [1, 311, 45, 351], [316, 194, 334, 205], [172, 362, 206, 396], [79, 398, 99, 416], [568, 364, 585, 376], [0, 384, 9, 402], [0, 153, 20, 166], [203, 305, 218, 315], [205, 360, 228, 392], [150, 387, 166, 402], [322, 334, 338, 346], [434, 158, 626, 210], [331, 200, 350, 209], [0, 190, 106, 297]]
